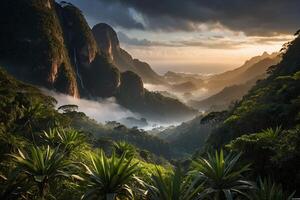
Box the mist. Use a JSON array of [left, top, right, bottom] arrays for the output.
[[42, 89, 187, 130], [144, 83, 210, 103], [43, 89, 138, 123]]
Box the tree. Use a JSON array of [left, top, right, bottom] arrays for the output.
[[58, 104, 79, 113], [81, 150, 145, 200], [192, 150, 254, 199]]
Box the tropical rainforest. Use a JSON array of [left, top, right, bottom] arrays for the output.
[[0, 0, 300, 199]]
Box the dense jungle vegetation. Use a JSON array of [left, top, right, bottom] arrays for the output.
[[1, 30, 300, 198]]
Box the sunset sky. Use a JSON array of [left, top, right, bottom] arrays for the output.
[[67, 0, 298, 74]]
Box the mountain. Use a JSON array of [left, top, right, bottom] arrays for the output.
[[202, 33, 300, 191], [190, 79, 256, 111], [207, 34, 300, 148], [158, 115, 213, 156], [204, 52, 279, 92], [160, 53, 279, 103], [171, 81, 198, 92], [191, 56, 281, 111], [116, 71, 196, 121], [0, 66, 172, 159], [163, 71, 206, 84], [0, 0, 119, 98], [0, 0, 79, 97], [92, 23, 165, 85], [0, 0, 195, 121]]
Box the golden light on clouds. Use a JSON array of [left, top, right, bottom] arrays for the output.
[[122, 34, 293, 74]]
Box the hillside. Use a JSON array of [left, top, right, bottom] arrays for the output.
[[190, 79, 256, 111], [202, 52, 279, 92], [207, 35, 300, 147], [0, 0, 195, 121], [190, 55, 281, 111], [116, 71, 196, 121], [0, 67, 171, 158], [158, 115, 213, 156], [204, 32, 300, 191]]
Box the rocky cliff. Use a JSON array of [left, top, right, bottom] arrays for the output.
[[0, 0, 195, 121], [0, 0, 79, 97], [0, 0, 120, 98], [92, 23, 165, 84]]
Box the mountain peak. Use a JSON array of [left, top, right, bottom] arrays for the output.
[[92, 23, 120, 60]]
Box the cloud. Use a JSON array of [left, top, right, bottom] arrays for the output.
[[62, 0, 144, 29], [118, 31, 246, 49], [42, 89, 184, 130], [117, 31, 154, 46], [117, 31, 178, 47], [66, 0, 300, 36], [43, 89, 138, 123]]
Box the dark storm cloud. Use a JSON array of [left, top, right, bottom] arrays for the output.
[[65, 0, 300, 36], [104, 0, 300, 36], [63, 0, 144, 29]]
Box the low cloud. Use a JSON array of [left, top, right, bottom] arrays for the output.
[[43, 89, 138, 123], [43, 89, 185, 130]]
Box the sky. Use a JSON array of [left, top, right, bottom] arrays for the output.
[[65, 0, 298, 74]]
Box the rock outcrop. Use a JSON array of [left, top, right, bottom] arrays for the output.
[[92, 23, 165, 84]]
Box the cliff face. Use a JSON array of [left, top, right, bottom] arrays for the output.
[[0, 0, 79, 97], [57, 3, 120, 97], [92, 23, 165, 84], [0, 0, 195, 121], [0, 0, 121, 98]]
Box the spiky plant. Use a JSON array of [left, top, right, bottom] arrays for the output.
[[113, 141, 136, 158], [260, 127, 282, 139], [148, 167, 203, 200], [10, 146, 72, 199], [42, 128, 86, 153], [81, 150, 145, 200], [192, 150, 254, 200], [250, 177, 295, 200], [0, 169, 32, 199]]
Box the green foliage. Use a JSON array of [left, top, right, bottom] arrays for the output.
[[148, 167, 203, 200], [0, 0, 78, 95], [113, 141, 137, 158], [228, 126, 300, 191], [80, 150, 145, 200], [251, 177, 295, 200], [159, 115, 213, 156], [191, 150, 253, 199], [207, 34, 300, 149], [10, 146, 73, 199], [66, 111, 172, 159], [42, 128, 87, 154]]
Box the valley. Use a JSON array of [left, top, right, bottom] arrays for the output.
[[0, 0, 299, 199]]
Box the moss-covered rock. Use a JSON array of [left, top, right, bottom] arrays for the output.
[[0, 0, 79, 97]]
